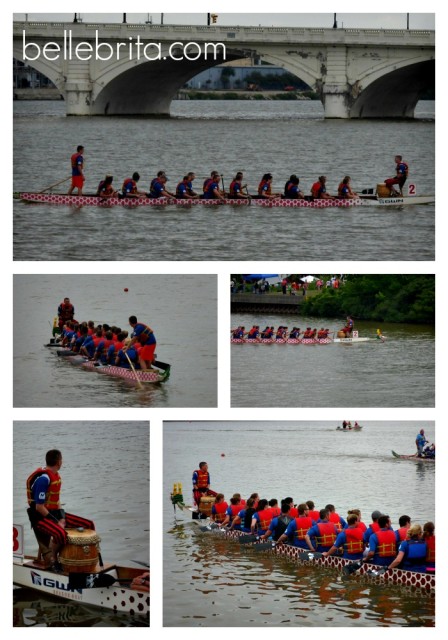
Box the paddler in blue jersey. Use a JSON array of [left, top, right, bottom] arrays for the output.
[[415, 429, 428, 457], [150, 172, 176, 198], [285, 176, 305, 199], [122, 172, 146, 198], [384, 155, 409, 196], [304, 509, 338, 553], [203, 171, 225, 200], [322, 513, 365, 560], [388, 524, 428, 573], [337, 176, 358, 199], [229, 172, 250, 199], [176, 172, 199, 199], [364, 515, 397, 567]]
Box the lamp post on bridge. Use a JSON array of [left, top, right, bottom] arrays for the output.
[[123, 13, 127, 24], [333, 13, 337, 29], [407, 13, 410, 29]]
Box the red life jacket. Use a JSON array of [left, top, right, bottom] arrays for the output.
[[213, 501, 228, 523], [311, 181, 322, 198], [99, 338, 115, 351], [71, 152, 83, 169], [59, 302, 74, 321], [203, 178, 213, 193], [329, 512, 344, 533], [195, 469, 209, 489], [26, 467, 61, 509], [289, 507, 299, 518], [370, 522, 380, 533], [228, 504, 241, 517], [375, 529, 397, 557], [229, 180, 239, 197], [270, 507, 281, 517], [248, 328, 258, 337], [135, 323, 153, 345], [344, 527, 364, 554], [308, 509, 320, 521], [92, 335, 103, 347], [258, 180, 271, 196], [396, 526, 409, 542], [256, 508, 273, 530], [294, 516, 313, 541], [425, 535, 435, 563], [122, 178, 137, 193], [316, 522, 337, 547]]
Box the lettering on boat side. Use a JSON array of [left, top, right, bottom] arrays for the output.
[[380, 198, 405, 204], [30, 570, 83, 595]]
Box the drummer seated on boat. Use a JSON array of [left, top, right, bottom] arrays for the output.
[[26, 449, 95, 570], [96, 175, 117, 198], [322, 514, 365, 560], [311, 176, 335, 199], [229, 172, 250, 199], [122, 172, 146, 198], [176, 173, 199, 199], [202, 171, 225, 200], [285, 176, 305, 199], [337, 176, 358, 199]]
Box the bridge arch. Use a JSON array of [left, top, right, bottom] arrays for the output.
[[13, 42, 66, 91]]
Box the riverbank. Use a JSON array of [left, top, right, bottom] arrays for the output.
[[13, 88, 63, 100]]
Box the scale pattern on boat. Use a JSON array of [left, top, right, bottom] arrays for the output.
[[210, 528, 435, 593], [81, 360, 166, 382]]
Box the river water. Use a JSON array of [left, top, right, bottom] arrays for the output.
[[231, 313, 434, 407], [13, 421, 149, 627], [13, 274, 217, 407], [163, 421, 435, 627], [13, 100, 434, 261]]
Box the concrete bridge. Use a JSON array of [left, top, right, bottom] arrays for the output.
[[13, 21, 435, 118]]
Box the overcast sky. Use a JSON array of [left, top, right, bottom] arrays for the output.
[[13, 12, 435, 30]]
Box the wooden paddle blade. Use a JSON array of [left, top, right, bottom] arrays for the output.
[[295, 550, 324, 561], [239, 534, 259, 544], [153, 360, 170, 371], [366, 567, 388, 576]]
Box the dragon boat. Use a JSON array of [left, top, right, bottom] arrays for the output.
[[231, 331, 371, 344], [15, 192, 435, 208], [13, 524, 149, 617], [46, 341, 170, 385], [392, 450, 435, 462], [196, 524, 435, 594]]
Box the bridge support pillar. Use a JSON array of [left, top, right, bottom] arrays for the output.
[[65, 82, 93, 115], [322, 47, 350, 118], [322, 86, 350, 118]]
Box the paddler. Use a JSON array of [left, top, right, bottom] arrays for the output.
[[321, 513, 365, 560], [122, 172, 146, 198], [128, 315, 157, 370], [285, 176, 305, 199], [325, 504, 347, 532], [176, 172, 199, 199], [415, 428, 428, 457], [304, 509, 338, 553], [26, 449, 95, 570], [210, 493, 229, 525], [337, 176, 358, 199], [67, 145, 85, 196], [203, 171, 225, 200], [96, 174, 117, 198], [57, 297, 75, 332], [310, 175, 334, 199], [384, 154, 409, 196], [364, 515, 397, 567], [150, 172, 176, 198], [388, 524, 428, 573], [229, 172, 250, 199], [260, 502, 293, 542], [276, 503, 315, 549], [376, 328, 386, 342], [258, 173, 281, 199]]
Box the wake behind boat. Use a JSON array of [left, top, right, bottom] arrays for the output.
[[15, 192, 435, 208]]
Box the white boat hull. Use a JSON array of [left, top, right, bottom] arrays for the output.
[[332, 337, 371, 343], [13, 559, 149, 617]]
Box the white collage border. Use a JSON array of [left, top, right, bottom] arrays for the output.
[[5, 1, 445, 638]]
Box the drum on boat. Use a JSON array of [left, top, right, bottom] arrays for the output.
[[59, 528, 101, 574], [199, 496, 215, 517], [337, 330, 346, 338], [376, 183, 391, 197]]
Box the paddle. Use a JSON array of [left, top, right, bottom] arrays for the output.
[[39, 176, 71, 193], [199, 523, 220, 532], [366, 567, 388, 576], [239, 534, 260, 544], [153, 359, 170, 371], [124, 352, 144, 389], [293, 548, 324, 562], [68, 572, 121, 589], [254, 541, 276, 551], [342, 558, 366, 575]]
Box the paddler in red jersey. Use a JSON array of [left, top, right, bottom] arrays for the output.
[[128, 315, 157, 370], [229, 172, 250, 199], [122, 172, 146, 198], [68, 145, 85, 195], [258, 173, 281, 199], [57, 297, 75, 332], [311, 175, 335, 199], [192, 461, 217, 508], [96, 175, 117, 198], [384, 154, 409, 196]]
